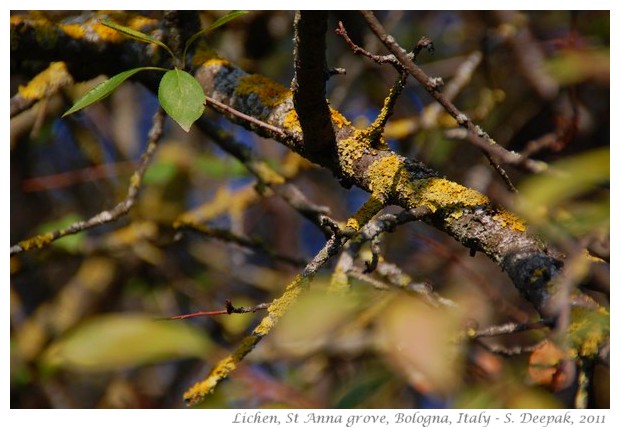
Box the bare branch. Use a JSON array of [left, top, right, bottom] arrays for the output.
[[196, 116, 335, 237], [359, 11, 542, 186], [466, 319, 553, 339], [184, 223, 350, 405], [174, 220, 307, 268], [167, 300, 271, 320], [10, 108, 165, 256], [292, 11, 336, 157], [336, 21, 433, 70], [204, 94, 300, 144]]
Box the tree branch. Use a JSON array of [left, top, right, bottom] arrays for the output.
[[359, 11, 543, 181], [10, 108, 165, 255], [11, 13, 608, 405], [11, 14, 579, 318], [292, 11, 337, 158]]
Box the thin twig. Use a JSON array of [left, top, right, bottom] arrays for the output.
[[358, 11, 540, 189], [10, 108, 165, 256], [175, 220, 306, 267], [478, 340, 545, 356], [196, 116, 336, 237], [184, 223, 351, 405], [331, 206, 456, 307], [466, 319, 553, 339], [336, 21, 433, 70], [204, 95, 299, 144], [168, 300, 271, 320], [574, 359, 591, 409], [21, 161, 137, 192], [420, 51, 483, 130]]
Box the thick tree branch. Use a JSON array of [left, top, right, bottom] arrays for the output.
[[10, 13, 608, 404], [10, 13, 587, 319], [292, 11, 337, 158]]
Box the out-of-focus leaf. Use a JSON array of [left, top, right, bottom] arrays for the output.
[[38, 213, 83, 252], [528, 340, 571, 390], [63, 67, 164, 117], [375, 294, 464, 395], [506, 388, 564, 409], [545, 49, 610, 85], [516, 148, 609, 227], [384, 118, 416, 140], [271, 286, 363, 357], [42, 313, 212, 372], [194, 155, 246, 179], [335, 373, 391, 409], [455, 386, 506, 408], [456, 380, 563, 408], [158, 68, 206, 132], [143, 160, 178, 185], [554, 198, 610, 236], [568, 307, 610, 358]]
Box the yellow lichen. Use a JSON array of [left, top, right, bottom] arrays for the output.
[[17, 233, 55, 251], [346, 195, 385, 231], [263, 276, 309, 317], [59, 23, 85, 39], [406, 177, 490, 212], [18, 62, 73, 100], [330, 107, 352, 129], [493, 209, 527, 232], [254, 163, 285, 185], [129, 171, 142, 189], [183, 274, 311, 405], [183, 354, 237, 402], [450, 209, 464, 220], [337, 131, 370, 177], [236, 74, 291, 108], [127, 16, 158, 30], [200, 56, 231, 69], [283, 109, 302, 133], [567, 306, 609, 358], [92, 22, 125, 42], [367, 155, 405, 198], [530, 267, 546, 282]]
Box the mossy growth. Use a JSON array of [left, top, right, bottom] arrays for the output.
[[236, 74, 291, 108], [567, 306, 609, 359], [18, 62, 73, 100], [493, 209, 527, 232], [183, 274, 312, 405], [345, 195, 385, 231], [16, 232, 55, 252], [59, 23, 85, 39]]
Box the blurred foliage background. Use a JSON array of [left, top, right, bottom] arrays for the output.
[[10, 10, 609, 408]]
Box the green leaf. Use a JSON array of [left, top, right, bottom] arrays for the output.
[[158, 68, 206, 132], [545, 48, 609, 85], [194, 155, 247, 179], [183, 11, 249, 59], [517, 148, 610, 223], [101, 19, 176, 60], [63, 67, 165, 117], [143, 160, 178, 185], [335, 373, 391, 408], [42, 313, 212, 372]]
